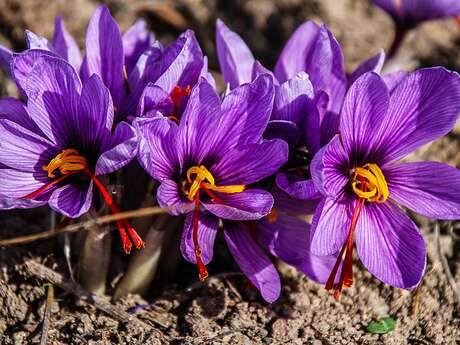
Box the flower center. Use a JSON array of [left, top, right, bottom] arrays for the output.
[[351, 163, 388, 203], [168, 85, 191, 124], [185, 165, 245, 282], [24, 149, 144, 254], [42, 149, 88, 178]]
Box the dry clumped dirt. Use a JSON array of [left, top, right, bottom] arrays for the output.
[[1, 0, 460, 344]]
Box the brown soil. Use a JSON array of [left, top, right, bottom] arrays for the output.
[[1, 0, 460, 344]]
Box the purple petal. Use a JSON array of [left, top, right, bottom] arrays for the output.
[[373, 67, 460, 163], [157, 179, 194, 215], [53, 16, 82, 71], [11, 49, 58, 95], [77, 74, 113, 152], [0, 119, 56, 172], [257, 214, 336, 284], [403, 0, 460, 22], [385, 161, 460, 220], [382, 71, 408, 93], [181, 212, 218, 265], [257, 213, 310, 262], [49, 182, 93, 218], [137, 83, 173, 117], [224, 221, 281, 303], [134, 116, 179, 181], [272, 186, 320, 215], [200, 55, 216, 89], [12, 52, 81, 147], [265, 120, 300, 147], [0, 97, 41, 133], [356, 200, 426, 289], [25, 30, 52, 50], [215, 19, 255, 89], [272, 72, 314, 128], [252, 60, 277, 84], [177, 78, 221, 165], [203, 189, 273, 221], [122, 19, 153, 75], [0, 44, 13, 75], [96, 122, 137, 175], [348, 50, 385, 86], [214, 74, 274, 153], [274, 21, 321, 83], [310, 196, 353, 256], [321, 136, 350, 200], [0, 169, 47, 199], [153, 30, 203, 94], [340, 72, 389, 161], [274, 23, 347, 115], [83, 5, 124, 108], [0, 194, 45, 210], [212, 139, 288, 185], [275, 173, 322, 201]]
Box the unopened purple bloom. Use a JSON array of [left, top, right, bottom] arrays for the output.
[[135, 75, 289, 299], [372, 0, 460, 28], [310, 68, 460, 297], [0, 51, 142, 253], [216, 20, 385, 204]]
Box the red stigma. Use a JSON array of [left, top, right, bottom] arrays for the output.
[[91, 174, 145, 254], [192, 188, 208, 281], [169, 85, 191, 122], [325, 180, 367, 300], [190, 182, 229, 282]]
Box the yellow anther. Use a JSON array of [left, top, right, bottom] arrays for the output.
[[185, 165, 245, 201], [351, 163, 389, 203], [267, 208, 278, 223], [42, 149, 88, 178]]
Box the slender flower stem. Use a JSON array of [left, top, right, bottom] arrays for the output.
[[388, 24, 407, 60]]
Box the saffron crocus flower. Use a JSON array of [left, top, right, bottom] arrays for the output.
[[216, 19, 384, 203], [0, 51, 142, 253], [371, 0, 460, 57], [310, 68, 460, 298], [135, 75, 289, 292]]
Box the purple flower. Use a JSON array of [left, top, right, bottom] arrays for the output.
[[372, 0, 460, 28], [216, 19, 385, 204], [135, 75, 289, 295], [372, 0, 460, 57], [310, 68, 460, 298], [0, 51, 142, 253]]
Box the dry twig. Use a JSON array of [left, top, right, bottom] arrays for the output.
[[24, 259, 155, 333], [0, 206, 167, 246], [40, 283, 54, 345]]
